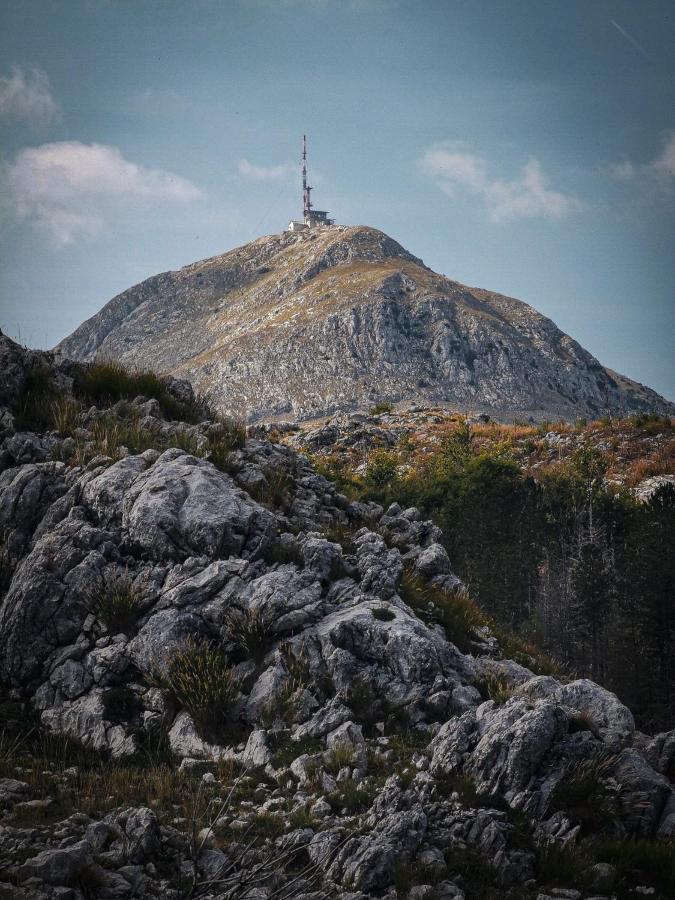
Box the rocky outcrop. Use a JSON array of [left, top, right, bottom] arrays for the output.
[[56, 226, 675, 423], [0, 333, 673, 899]]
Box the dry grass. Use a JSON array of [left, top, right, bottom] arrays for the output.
[[85, 570, 142, 634], [156, 638, 239, 743]]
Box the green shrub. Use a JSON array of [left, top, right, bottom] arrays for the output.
[[248, 467, 297, 510], [73, 360, 213, 423], [474, 673, 515, 706], [398, 567, 484, 653], [86, 571, 142, 634], [369, 401, 393, 416], [161, 639, 239, 743], [364, 448, 399, 490], [225, 607, 274, 665], [51, 395, 83, 436], [321, 522, 359, 555], [324, 743, 356, 774], [328, 778, 376, 814], [12, 362, 60, 432], [205, 419, 246, 469], [434, 771, 482, 806], [594, 837, 675, 895], [270, 734, 322, 769], [548, 750, 622, 836]]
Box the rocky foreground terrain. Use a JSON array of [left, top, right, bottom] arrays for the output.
[[1, 332, 674, 899], [56, 226, 675, 424]]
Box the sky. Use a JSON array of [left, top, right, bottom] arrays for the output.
[[1, 0, 673, 400]]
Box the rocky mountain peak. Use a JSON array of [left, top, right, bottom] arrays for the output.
[[57, 226, 674, 423]]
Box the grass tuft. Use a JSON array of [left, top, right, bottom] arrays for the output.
[[85, 570, 142, 634], [225, 607, 274, 665], [158, 638, 239, 743]]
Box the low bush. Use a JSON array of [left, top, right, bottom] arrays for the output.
[[474, 673, 515, 706], [328, 778, 377, 814], [363, 448, 399, 492], [324, 743, 356, 774], [51, 395, 83, 436], [225, 607, 274, 665], [205, 418, 246, 469], [73, 360, 212, 423], [86, 571, 142, 634], [321, 522, 359, 555], [369, 401, 393, 416], [398, 567, 484, 653], [12, 362, 60, 432], [270, 734, 322, 769], [160, 639, 239, 743], [548, 750, 622, 837], [593, 837, 675, 896]]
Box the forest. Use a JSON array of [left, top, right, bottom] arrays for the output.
[[317, 421, 675, 733]]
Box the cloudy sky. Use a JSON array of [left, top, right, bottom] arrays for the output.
[[1, 0, 674, 400]]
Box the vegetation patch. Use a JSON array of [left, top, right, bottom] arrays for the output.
[[157, 638, 240, 743], [11, 362, 61, 432], [548, 750, 622, 837], [73, 360, 212, 423], [86, 571, 142, 634], [225, 606, 274, 665]]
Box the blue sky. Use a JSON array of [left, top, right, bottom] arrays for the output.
[[1, 0, 673, 399]]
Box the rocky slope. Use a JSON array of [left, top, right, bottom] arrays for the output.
[[56, 226, 675, 424], [277, 405, 675, 495], [1, 333, 674, 899]]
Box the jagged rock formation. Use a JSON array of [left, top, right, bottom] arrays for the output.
[[56, 226, 675, 423], [1, 333, 674, 899]]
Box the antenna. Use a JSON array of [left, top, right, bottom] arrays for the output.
[[302, 134, 312, 222]]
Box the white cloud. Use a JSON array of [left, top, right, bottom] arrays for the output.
[[238, 158, 295, 181], [420, 143, 580, 222], [607, 133, 675, 186], [651, 133, 675, 178], [0, 65, 59, 125], [3, 141, 202, 245]]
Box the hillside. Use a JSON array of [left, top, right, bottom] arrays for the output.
[[1, 333, 674, 898], [56, 225, 675, 423]]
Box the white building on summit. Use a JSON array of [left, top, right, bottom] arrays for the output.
[[287, 135, 335, 231]]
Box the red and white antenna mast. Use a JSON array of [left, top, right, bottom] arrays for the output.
[[302, 134, 312, 222]]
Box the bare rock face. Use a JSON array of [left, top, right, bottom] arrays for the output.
[[56, 226, 674, 422]]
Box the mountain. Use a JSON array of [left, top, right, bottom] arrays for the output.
[[57, 225, 675, 422]]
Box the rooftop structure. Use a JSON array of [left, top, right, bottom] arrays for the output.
[[288, 135, 334, 231]]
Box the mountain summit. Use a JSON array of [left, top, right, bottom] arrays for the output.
[[57, 226, 674, 422]]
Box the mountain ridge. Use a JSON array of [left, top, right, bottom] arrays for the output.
[[57, 225, 675, 422]]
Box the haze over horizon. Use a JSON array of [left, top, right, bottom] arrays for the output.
[[1, 0, 674, 401]]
